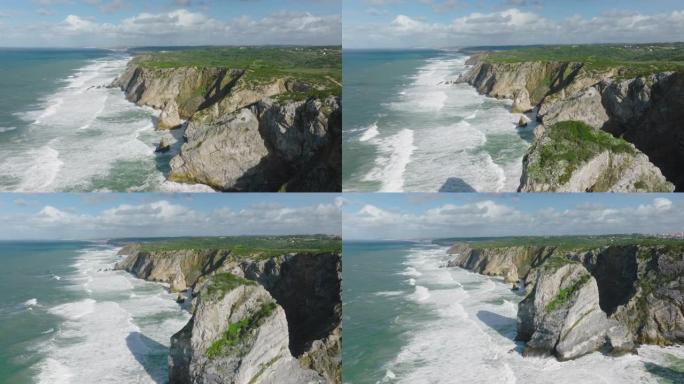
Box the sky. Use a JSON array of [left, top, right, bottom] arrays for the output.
[[342, 193, 684, 240], [0, 0, 341, 47], [343, 0, 684, 48], [0, 193, 343, 240]]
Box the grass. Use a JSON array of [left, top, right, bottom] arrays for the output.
[[136, 46, 341, 96], [134, 235, 341, 259], [444, 234, 684, 252], [205, 273, 255, 300], [546, 274, 591, 312], [206, 300, 278, 358], [483, 43, 684, 78], [527, 121, 635, 184]]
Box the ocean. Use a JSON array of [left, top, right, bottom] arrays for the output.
[[342, 241, 684, 384], [342, 50, 536, 192], [0, 241, 190, 383], [0, 48, 210, 192]]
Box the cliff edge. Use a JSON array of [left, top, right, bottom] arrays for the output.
[[447, 239, 684, 360], [460, 46, 683, 191], [111, 48, 341, 192], [115, 239, 342, 384]]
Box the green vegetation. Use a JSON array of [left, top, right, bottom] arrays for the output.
[[484, 43, 684, 78], [137, 46, 341, 97], [206, 301, 278, 358], [248, 356, 281, 384], [442, 234, 684, 252], [527, 121, 635, 185], [543, 256, 579, 270], [135, 235, 341, 259], [546, 274, 591, 312], [206, 273, 255, 299]]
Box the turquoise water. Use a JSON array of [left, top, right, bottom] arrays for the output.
[[0, 49, 205, 192], [342, 50, 535, 192], [0, 241, 190, 383], [342, 241, 684, 384]]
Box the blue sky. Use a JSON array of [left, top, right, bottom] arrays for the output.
[[0, 193, 343, 240], [342, 193, 684, 240], [344, 0, 684, 48], [0, 0, 341, 47]]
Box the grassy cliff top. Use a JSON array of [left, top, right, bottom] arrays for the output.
[[481, 43, 684, 77], [135, 46, 341, 94], [131, 235, 341, 257], [448, 234, 684, 251], [526, 120, 636, 187]]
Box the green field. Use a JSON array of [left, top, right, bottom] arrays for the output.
[[136, 46, 341, 97], [441, 234, 684, 251], [132, 235, 341, 257], [483, 43, 684, 77]]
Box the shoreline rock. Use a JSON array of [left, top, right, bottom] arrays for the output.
[[458, 54, 682, 191], [446, 242, 684, 360], [115, 246, 342, 383], [110, 57, 341, 192]]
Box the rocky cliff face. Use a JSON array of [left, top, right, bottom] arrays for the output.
[[461, 56, 683, 191], [518, 123, 673, 192], [115, 245, 229, 291], [111, 58, 341, 192], [115, 247, 342, 383], [447, 242, 684, 360], [169, 96, 341, 192]]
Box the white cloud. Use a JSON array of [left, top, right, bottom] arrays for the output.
[[6, 8, 341, 47], [343, 197, 684, 240], [344, 8, 684, 48], [0, 199, 341, 240]]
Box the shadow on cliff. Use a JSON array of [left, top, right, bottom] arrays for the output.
[[644, 362, 684, 383], [439, 178, 476, 192], [126, 332, 168, 384], [600, 72, 684, 191], [154, 127, 187, 178], [476, 310, 519, 344]]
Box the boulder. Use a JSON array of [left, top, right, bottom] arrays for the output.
[[156, 137, 172, 153], [512, 88, 532, 113]]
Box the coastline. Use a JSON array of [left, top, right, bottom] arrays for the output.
[[343, 50, 531, 193], [343, 240, 684, 384], [26, 243, 189, 383]]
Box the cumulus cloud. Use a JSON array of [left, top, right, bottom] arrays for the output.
[[343, 197, 682, 240], [5, 8, 341, 47], [344, 7, 684, 48], [0, 200, 341, 240]]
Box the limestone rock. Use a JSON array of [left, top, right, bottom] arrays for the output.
[[169, 97, 341, 192], [448, 240, 683, 360], [518, 262, 612, 360], [169, 282, 325, 384], [114, 247, 229, 292], [156, 137, 172, 153], [519, 122, 674, 192], [512, 88, 532, 113], [158, 101, 183, 130], [538, 86, 609, 129]]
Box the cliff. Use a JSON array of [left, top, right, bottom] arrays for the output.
[[519, 121, 673, 192], [446, 240, 684, 360], [168, 96, 341, 192], [111, 51, 341, 192], [461, 54, 683, 191], [115, 245, 341, 384]]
